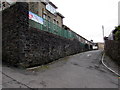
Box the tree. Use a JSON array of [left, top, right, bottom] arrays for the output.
[[114, 26, 120, 41]]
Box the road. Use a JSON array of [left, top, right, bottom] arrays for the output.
[[1, 50, 119, 88]]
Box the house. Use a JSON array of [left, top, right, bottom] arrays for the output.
[[1, 0, 64, 28], [28, 0, 64, 27]]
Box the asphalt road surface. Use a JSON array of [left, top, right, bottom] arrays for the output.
[[2, 50, 119, 88]]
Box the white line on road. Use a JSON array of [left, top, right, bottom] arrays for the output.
[[102, 53, 120, 77]]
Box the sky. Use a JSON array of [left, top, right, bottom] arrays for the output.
[[50, 0, 120, 42]]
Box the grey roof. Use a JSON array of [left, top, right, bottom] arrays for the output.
[[56, 12, 65, 18]]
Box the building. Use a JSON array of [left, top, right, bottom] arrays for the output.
[[1, 0, 18, 10], [1, 0, 93, 49], [97, 43, 104, 50], [1, 0, 64, 27], [28, 0, 64, 27], [62, 25, 93, 50], [1, 1, 12, 10]]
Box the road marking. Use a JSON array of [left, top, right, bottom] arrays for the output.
[[102, 53, 120, 77], [87, 54, 91, 57]]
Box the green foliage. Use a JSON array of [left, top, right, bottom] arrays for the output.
[[114, 26, 120, 41], [115, 26, 120, 31], [115, 31, 120, 41]]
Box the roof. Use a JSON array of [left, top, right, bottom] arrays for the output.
[[56, 12, 65, 18], [49, 1, 58, 9], [62, 25, 93, 44]]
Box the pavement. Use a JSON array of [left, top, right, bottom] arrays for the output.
[[1, 50, 120, 88]]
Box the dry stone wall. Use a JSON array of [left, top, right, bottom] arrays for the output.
[[2, 2, 82, 68], [104, 40, 120, 65]]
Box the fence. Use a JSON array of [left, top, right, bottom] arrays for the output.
[[29, 15, 86, 48], [29, 19, 78, 39]]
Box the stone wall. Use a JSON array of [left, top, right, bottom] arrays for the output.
[[2, 2, 82, 68], [104, 40, 120, 65], [2, 2, 29, 67], [19, 27, 82, 68]]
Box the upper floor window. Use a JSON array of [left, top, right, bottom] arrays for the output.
[[48, 16, 51, 21], [43, 14, 47, 19], [57, 21, 59, 25], [46, 3, 56, 14], [53, 19, 56, 24], [2, 2, 6, 7]]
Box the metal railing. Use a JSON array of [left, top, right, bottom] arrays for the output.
[[29, 18, 86, 48], [29, 19, 77, 39]]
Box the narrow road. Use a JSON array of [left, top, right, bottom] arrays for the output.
[[2, 50, 119, 88]]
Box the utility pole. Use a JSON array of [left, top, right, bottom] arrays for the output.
[[102, 25, 104, 40]]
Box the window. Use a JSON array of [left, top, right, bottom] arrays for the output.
[[53, 19, 57, 24], [57, 21, 59, 25], [2, 2, 6, 7], [43, 14, 47, 19], [48, 16, 51, 21]]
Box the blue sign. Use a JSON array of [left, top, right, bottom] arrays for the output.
[[29, 11, 43, 24]]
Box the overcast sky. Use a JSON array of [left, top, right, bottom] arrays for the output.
[[50, 0, 119, 42]]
